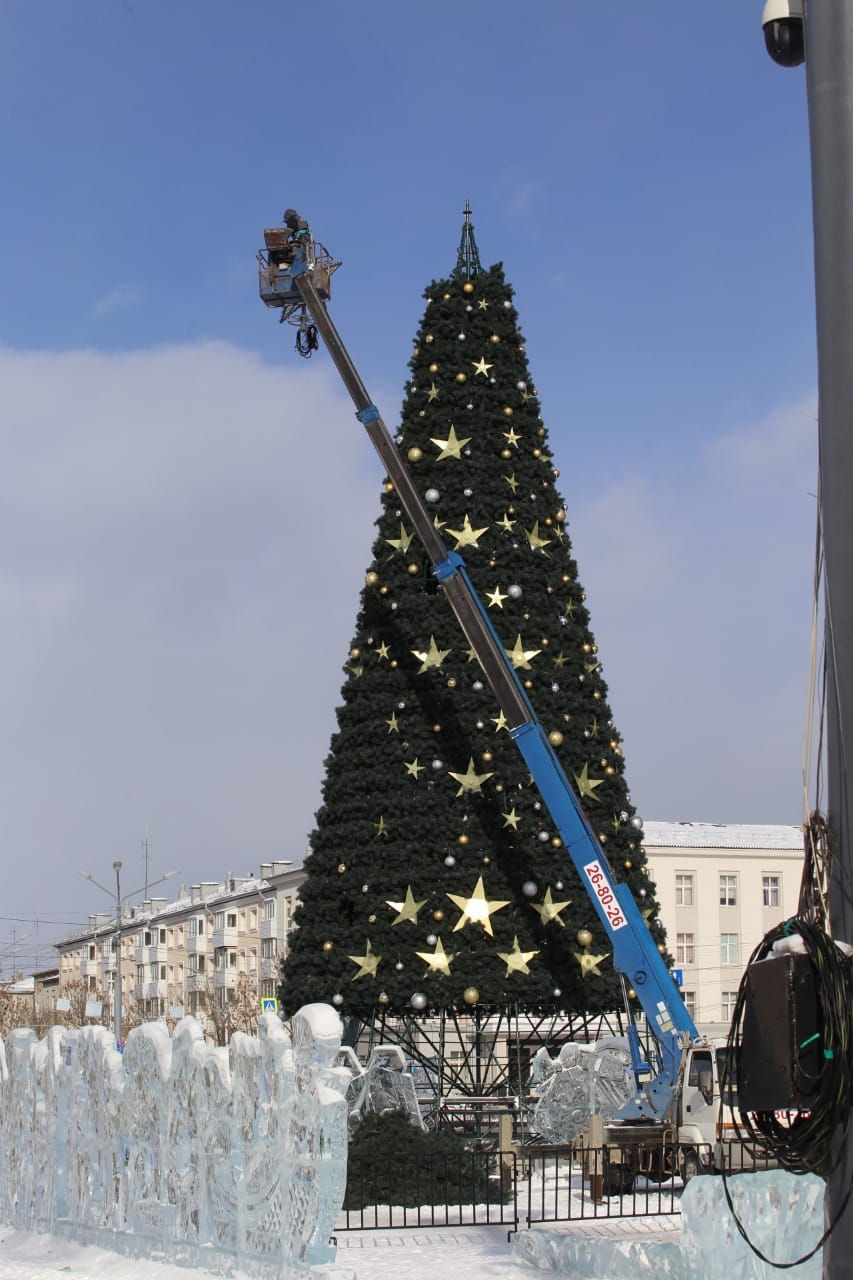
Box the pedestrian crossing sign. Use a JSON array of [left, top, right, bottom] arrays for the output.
[[260, 997, 279, 1014]]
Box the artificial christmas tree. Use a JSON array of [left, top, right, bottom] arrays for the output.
[[281, 207, 667, 1092]]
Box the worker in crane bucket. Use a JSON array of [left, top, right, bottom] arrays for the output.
[[283, 208, 311, 261]]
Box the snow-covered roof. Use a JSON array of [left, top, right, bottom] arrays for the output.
[[6, 977, 34, 996], [642, 820, 803, 851]]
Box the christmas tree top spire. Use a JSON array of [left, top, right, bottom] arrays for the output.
[[452, 199, 484, 280]]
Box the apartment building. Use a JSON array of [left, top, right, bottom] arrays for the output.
[[56, 861, 305, 1031], [643, 820, 804, 1029]]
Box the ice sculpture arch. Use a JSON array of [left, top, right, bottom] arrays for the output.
[[0, 1006, 350, 1278]]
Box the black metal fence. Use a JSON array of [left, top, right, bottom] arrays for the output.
[[335, 1139, 771, 1234]]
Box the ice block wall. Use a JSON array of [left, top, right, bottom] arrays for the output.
[[0, 1006, 351, 1278]]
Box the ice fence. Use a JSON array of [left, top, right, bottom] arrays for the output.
[[0, 1006, 351, 1278]]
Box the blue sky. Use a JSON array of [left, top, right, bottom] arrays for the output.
[[0, 3, 817, 959]]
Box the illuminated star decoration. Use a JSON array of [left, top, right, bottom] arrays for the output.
[[376, 641, 390, 660], [506, 635, 541, 670], [448, 758, 494, 796], [386, 522, 415, 553], [477, 298, 490, 310], [486, 585, 508, 609], [575, 950, 610, 978], [446, 513, 489, 550], [552, 651, 568, 669], [503, 427, 521, 447], [504, 473, 519, 494], [412, 635, 453, 673], [447, 876, 510, 937], [531, 887, 571, 927], [374, 815, 390, 837], [386, 885, 428, 925], [525, 521, 552, 553], [574, 762, 605, 802], [497, 936, 539, 976], [471, 356, 494, 377], [404, 757, 425, 780], [426, 381, 440, 402], [416, 936, 456, 975], [385, 712, 400, 733], [430, 424, 472, 461], [349, 940, 381, 980], [491, 710, 509, 733], [502, 806, 521, 830], [496, 513, 515, 533]]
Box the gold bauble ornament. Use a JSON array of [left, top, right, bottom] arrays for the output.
[[447, 677, 457, 688], [350, 647, 360, 659], [556, 508, 566, 522], [337, 863, 347, 875], [482, 855, 491, 864], [623, 859, 633, 870], [365, 570, 379, 586], [379, 585, 390, 595], [458, 833, 470, 845], [524, 679, 533, 689], [482, 750, 494, 763], [463, 986, 480, 1005], [548, 730, 564, 747], [428, 362, 439, 373], [425, 334, 434, 343], [408, 446, 423, 462], [533, 448, 542, 458], [628, 988, 637, 1000], [390, 659, 398, 668], [443, 292, 452, 300], [378, 991, 390, 1005], [576, 928, 594, 948], [322, 940, 334, 952], [489, 333, 500, 344], [368, 914, 377, 924], [433, 908, 445, 922], [503, 406, 513, 416], [384, 480, 394, 492], [500, 447, 512, 459], [462, 282, 475, 294], [407, 562, 420, 576], [433, 723, 442, 733], [550, 836, 562, 848], [455, 372, 467, 383], [657, 944, 667, 954]]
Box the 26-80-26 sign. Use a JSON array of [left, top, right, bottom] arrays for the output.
[[582, 860, 627, 931]]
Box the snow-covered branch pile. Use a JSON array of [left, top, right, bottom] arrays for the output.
[[0, 1005, 350, 1278]]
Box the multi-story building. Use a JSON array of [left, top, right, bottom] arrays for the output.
[[55, 861, 305, 1034], [643, 820, 804, 1029]]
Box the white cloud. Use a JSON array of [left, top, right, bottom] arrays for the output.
[[92, 284, 144, 318], [498, 166, 546, 219], [0, 341, 377, 928], [568, 396, 817, 827]]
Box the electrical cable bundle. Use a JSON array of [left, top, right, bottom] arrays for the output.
[[718, 812, 853, 1267], [295, 321, 319, 358]]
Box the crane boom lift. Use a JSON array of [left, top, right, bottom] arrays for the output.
[[262, 234, 699, 1125]]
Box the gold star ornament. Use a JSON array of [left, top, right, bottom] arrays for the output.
[[412, 635, 453, 673], [386, 886, 428, 925], [575, 950, 610, 978], [531, 887, 571, 927], [471, 356, 494, 377], [447, 876, 510, 937], [386, 523, 415, 553], [525, 521, 552, 553], [349, 940, 381, 980], [430, 424, 472, 461], [448, 757, 494, 796], [486, 585, 508, 609], [404, 757, 425, 780], [446, 513, 489, 550], [416, 936, 456, 975], [497, 935, 539, 976], [506, 635, 541, 670], [574, 762, 605, 802]]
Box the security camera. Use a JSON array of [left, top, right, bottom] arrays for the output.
[[762, 0, 805, 67]]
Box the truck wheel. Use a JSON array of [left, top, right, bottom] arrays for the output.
[[604, 1165, 635, 1196], [681, 1148, 702, 1184]]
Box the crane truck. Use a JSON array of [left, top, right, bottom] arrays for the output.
[[257, 219, 751, 1191]]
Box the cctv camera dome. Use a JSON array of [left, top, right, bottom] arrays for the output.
[[762, 0, 805, 68]]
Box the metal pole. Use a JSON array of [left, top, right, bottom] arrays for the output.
[[803, 3, 853, 1273], [113, 860, 123, 1046]]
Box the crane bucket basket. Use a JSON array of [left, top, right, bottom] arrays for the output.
[[258, 234, 341, 313]]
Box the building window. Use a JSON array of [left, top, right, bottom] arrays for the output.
[[261, 937, 278, 959], [229, 950, 237, 968], [159, 928, 166, 945], [675, 874, 694, 907], [136, 965, 144, 984], [721, 991, 738, 1020], [88, 945, 96, 960], [719, 874, 737, 907], [214, 912, 224, 930], [762, 874, 781, 908], [227, 912, 237, 929], [159, 964, 166, 980], [676, 933, 695, 965], [720, 933, 739, 965], [264, 898, 276, 921]]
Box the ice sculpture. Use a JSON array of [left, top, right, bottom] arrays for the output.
[[512, 1169, 824, 1278], [0, 1005, 351, 1278], [337, 1043, 425, 1130], [529, 1038, 633, 1143]]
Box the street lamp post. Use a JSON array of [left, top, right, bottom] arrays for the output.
[[79, 863, 178, 1047]]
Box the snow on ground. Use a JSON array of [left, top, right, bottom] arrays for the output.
[[0, 1218, 682, 1280]]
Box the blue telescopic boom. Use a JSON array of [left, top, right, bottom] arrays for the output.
[[284, 255, 698, 1122]]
